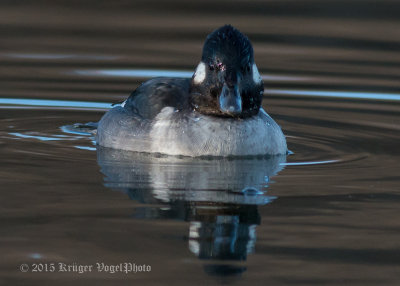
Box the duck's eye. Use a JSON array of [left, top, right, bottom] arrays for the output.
[[210, 60, 225, 72], [216, 62, 225, 71]]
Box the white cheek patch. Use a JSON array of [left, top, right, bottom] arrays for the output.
[[252, 63, 262, 84], [193, 62, 206, 84]]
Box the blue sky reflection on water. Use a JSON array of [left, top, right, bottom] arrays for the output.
[[267, 89, 400, 101], [9, 132, 64, 141], [0, 98, 112, 109]]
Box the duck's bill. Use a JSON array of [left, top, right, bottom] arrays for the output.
[[219, 84, 242, 116]]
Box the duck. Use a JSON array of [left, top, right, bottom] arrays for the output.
[[96, 25, 287, 157]]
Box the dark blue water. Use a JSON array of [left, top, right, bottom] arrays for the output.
[[1, 1, 400, 285]]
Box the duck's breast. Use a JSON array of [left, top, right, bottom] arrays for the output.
[[149, 107, 287, 156]]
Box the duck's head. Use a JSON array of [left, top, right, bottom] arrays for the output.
[[189, 25, 264, 118]]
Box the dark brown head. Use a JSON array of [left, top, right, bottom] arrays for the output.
[[189, 25, 264, 118]]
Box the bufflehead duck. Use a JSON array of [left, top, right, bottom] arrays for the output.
[[96, 25, 287, 156]]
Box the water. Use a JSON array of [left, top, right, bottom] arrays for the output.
[[1, 1, 400, 285]]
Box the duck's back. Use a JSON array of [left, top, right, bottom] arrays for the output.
[[97, 77, 191, 153], [124, 77, 191, 119]]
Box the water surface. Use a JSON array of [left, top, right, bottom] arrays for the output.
[[0, 1, 399, 285]]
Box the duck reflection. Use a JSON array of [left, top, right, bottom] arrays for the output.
[[97, 146, 286, 262]]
